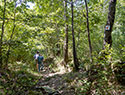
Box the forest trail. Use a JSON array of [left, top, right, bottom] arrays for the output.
[[35, 66, 76, 95]]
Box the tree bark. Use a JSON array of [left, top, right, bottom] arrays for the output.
[[0, 0, 7, 67], [104, 0, 117, 48], [84, 0, 93, 63], [63, 0, 69, 64], [71, 0, 79, 71]]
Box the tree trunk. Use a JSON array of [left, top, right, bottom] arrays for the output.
[[6, 2, 16, 66], [0, 0, 7, 67], [84, 0, 93, 63], [56, 44, 60, 56], [63, 0, 68, 64], [71, 0, 79, 71], [104, 0, 117, 48]]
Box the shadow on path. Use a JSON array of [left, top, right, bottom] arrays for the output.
[[36, 67, 86, 95]]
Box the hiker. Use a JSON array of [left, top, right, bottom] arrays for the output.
[[34, 51, 39, 70], [37, 54, 44, 72]]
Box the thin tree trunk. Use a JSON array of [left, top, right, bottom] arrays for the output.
[[104, 0, 117, 48], [0, 0, 7, 67], [55, 23, 61, 56], [64, 0, 68, 64], [71, 0, 79, 71], [84, 0, 93, 63], [6, 13, 16, 66], [76, 30, 81, 48]]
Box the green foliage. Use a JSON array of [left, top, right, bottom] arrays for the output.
[[0, 61, 43, 95], [76, 44, 124, 94], [0, 0, 124, 94]]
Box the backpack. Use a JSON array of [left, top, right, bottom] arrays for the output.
[[38, 56, 44, 64]]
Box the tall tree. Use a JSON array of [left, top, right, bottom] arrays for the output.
[[63, 0, 69, 64], [84, 0, 93, 63], [71, 0, 79, 71], [5, 0, 17, 67], [0, 0, 7, 67], [104, 0, 117, 48]]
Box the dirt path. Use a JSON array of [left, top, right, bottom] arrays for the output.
[[36, 67, 76, 95]]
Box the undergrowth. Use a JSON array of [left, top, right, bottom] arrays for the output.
[[0, 61, 43, 95]]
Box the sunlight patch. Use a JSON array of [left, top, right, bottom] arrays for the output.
[[16, 61, 22, 64]]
